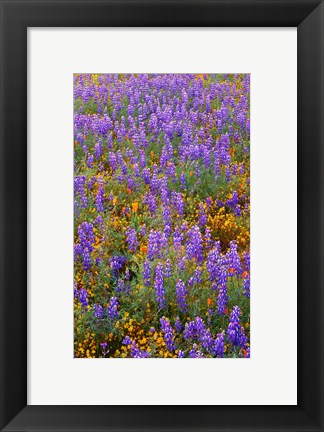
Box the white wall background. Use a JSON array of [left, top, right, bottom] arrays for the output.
[[28, 28, 297, 405]]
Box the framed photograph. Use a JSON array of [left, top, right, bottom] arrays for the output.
[[0, 0, 323, 431]]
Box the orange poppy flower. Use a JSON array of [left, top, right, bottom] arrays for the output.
[[207, 298, 212, 306], [132, 202, 139, 213]]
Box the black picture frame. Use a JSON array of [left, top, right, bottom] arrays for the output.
[[1, 0, 323, 431]]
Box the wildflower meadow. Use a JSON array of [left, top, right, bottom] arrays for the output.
[[74, 74, 250, 358]]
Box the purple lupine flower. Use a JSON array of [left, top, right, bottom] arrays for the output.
[[175, 317, 182, 333], [194, 317, 206, 339], [116, 278, 128, 293], [95, 184, 105, 212], [78, 288, 88, 309], [142, 167, 151, 184], [204, 228, 214, 250], [164, 259, 172, 278], [177, 257, 186, 272], [186, 225, 203, 263], [154, 262, 166, 309], [74, 243, 83, 258], [206, 196, 213, 209], [110, 256, 127, 271], [93, 304, 104, 319], [206, 243, 221, 281], [130, 341, 150, 358], [86, 153, 94, 168], [140, 224, 146, 236], [183, 316, 215, 353], [176, 279, 188, 312], [244, 252, 250, 272], [188, 266, 202, 287], [173, 226, 183, 253], [180, 172, 186, 190], [143, 259, 151, 286], [227, 306, 247, 348], [201, 328, 214, 352], [143, 193, 157, 215], [147, 230, 160, 260], [147, 230, 167, 261], [122, 336, 132, 345], [123, 337, 149, 358], [125, 227, 138, 252], [160, 316, 176, 350], [214, 332, 225, 357], [78, 221, 95, 251], [227, 240, 242, 275], [100, 342, 109, 357], [164, 224, 172, 238], [183, 320, 197, 340], [82, 248, 91, 271], [162, 206, 172, 226], [171, 191, 184, 216], [178, 350, 185, 358], [189, 344, 204, 358], [107, 297, 119, 319], [94, 215, 103, 226], [94, 141, 102, 160], [243, 273, 250, 298], [217, 285, 228, 316], [74, 175, 87, 208], [198, 203, 207, 227]]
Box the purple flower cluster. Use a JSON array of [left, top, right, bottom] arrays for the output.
[[160, 317, 176, 351], [147, 230, 167, 260], [227, 241, 242, 275], [186, 225, 203, 263], [154, 262, 166, 309], [75, 222, 95, 271], [176, 279, 188, 312], [164, 259, 172, 278], [110, 256, 127, 271], [243, 273, 250, 298], [125, 227, 138, 252], [171, 191, 184, 216], [93, 304, 104, 319], [75, 287, 88, 309], [227, 306, 247, 348], [184, 316, 225, 356], [122, 337, 150, 358], [143, 259, 151, 286], [107, 297, 119, 319]]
